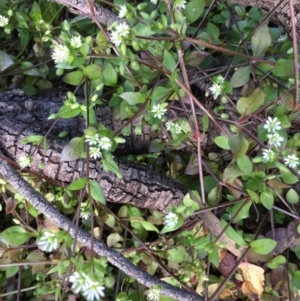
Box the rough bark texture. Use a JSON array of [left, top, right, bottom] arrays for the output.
[[229, 0, 300, 41], [0, 90, 186, 213]]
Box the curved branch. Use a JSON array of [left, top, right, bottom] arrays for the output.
[[0, 156, 203, 301]]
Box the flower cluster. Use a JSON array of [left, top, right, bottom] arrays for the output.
[[164, 212, 178, 227], [118, 5, 127, 18], [70, 36, 82, 48], [262, 116, 299, 168], [36, 230, 59, 252], [208, 75, 225, 100], [86, 133, 112, 160], [69, 271, 105, 301], [110, 22, 130, 47], [151, 103, 168, 120]]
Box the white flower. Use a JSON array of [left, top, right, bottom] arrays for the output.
[[267, 132, 284, 147], [165, 212, 178, 227], [110, 31, 122, 47], [277, 33, 288, 42], [51, 43, 70, 64], [151, 103, 167, 119], [99, 137, 112, 150], [119, 5, 127, 18], [17, 154, 32, 169], [174, 123, 182, 134], [262, 149, 275, 162], [80, 202, 90, 219], [116, 22, 130, 37], [264, 117, 282, 133], [147, 287, 161, 301], [83, 279, 105, 301], [173, 0, 186, 10], [151, 0, 158, 4], [166, 121, 172, 131], [209, 83, 222, 100], [0, 15, 9, 27], [165, 121, 182, 134], [37, 231, 59, 252], [284, 154, 299, 168], [86, 133, 101, 146], [89, 146, 102, 159], [69, 272, 90, 294], [70, 36, 82, 48]]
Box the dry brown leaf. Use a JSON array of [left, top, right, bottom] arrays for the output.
[[238, 262, 265, 300]]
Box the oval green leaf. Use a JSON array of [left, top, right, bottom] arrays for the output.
[[63, 70, 84, 85], [214, 136, 230, 150], [250, 238, 277, 255], [89, 180, 106, 205], [60, 137, 85, 162], [119, 92, 148, 105], [260, 191, 274, 210]]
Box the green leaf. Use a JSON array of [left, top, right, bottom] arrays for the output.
[[102, 155, 122, 178], [107, 233, 122, 247], [281, 172, 299, 184], [139, 221, 159, 233], [272, 59, 294, 78], [0, 226, 30, 246], [119, 92, 148, 105], [167, 246, 186, 263], [66, 178, 87, 191], [237, 88, 265, 118], [221, 220, 248, 247], [149, 139, 165, 152], [183, 0, 205, 23], [6, 266, 19, 279], [60, 137, 85, 162], [228, 133, 249, 162], [21, 135, 44, 146], [251, 24, 271, 57], [163, 50, 176, 72], [286, 188, 299, 204], [230, 66, 251, 88], [231, 200, 252, 223], [89, 180, 106, 205], [260, 191, 274, 210], [247, 189, 260, 204], [250, 238, 277, 255], [223, 163, 246, 182], [208, 245, 219, 267], [292, 271, 300, 289], [84, 64, 102, 80], [267, 255, 286, 269], [183, 192, 200, 211], [63, 70, 84, 85], [55, 105, 81, 119], [207, 22, 220, 40], [214, 136, 230, 150], [103, 61, 117, 86], [237, 155, 253, 175]]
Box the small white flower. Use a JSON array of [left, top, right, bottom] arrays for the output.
[[147, 287, 161, 301], [262, 149, 275, 162], [86, 133, 101, 146], [173, 0, 186, 10], [69, 271, 90, 294], [151, 103, 167, 119], [83, 279, 105, 301], [264, 117, 282, 133], [110, 31, 122, 47], [116, 22, 130, 37], [17, 154, 32, 169], [174, 123, 182, 134], [209, 83, 222, 100], [37, 231, 59, 252], [165, 121, 182, 134], [89, 146, 102, 160], [166, 121, 172, 131], [267, 132, 284, 147], [284, 154, 299, 168], [151, 0, 158, 4], [277, 33, 288, 42], [70, 36, 82, 48], [99, 137, 112, 150], [51, 43, 70, 64], [165, 212, 178, 227], [0, 15, 9, 27], [119, 5, 127, 18], [80, 202, 90, 219]]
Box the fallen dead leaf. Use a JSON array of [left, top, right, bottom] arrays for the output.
[[238, 262, 265, 300]]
